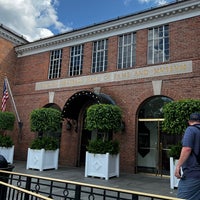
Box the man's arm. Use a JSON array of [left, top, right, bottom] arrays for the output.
[[175, 146, 192, 178]]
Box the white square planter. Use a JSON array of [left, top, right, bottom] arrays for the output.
[[26, 148, 59, 171], [0, 145, 14, 164], [170, 157, 182, 189], [85, 151, 119, 180]]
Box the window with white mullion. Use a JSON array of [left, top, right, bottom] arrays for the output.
[[162, 31, 165, 62], [129, 35, 133, 67], [94, 42, 99, 73], [121, 36, 125, 68], [117, 33, 136, 69], [79, 45, 83, 75], [148, 25, 169, 64], [92, 39, 108, 73], [48, 49, 62, 79], [69, 45, 83, 76], [152, 30, 155, 64], [102, 40, 106, 71]]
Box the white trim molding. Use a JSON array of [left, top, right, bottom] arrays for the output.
[[15, 0, 200, 57], [36, 61, 192, 91], [0, 24, 28, 45]]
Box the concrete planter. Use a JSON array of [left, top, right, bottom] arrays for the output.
[[26, 148, 59, 171], [0, 145, 14, 164], [85, 151, 119, 180], [170, 157, 182, 189]]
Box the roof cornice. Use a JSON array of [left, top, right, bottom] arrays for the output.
[[15, 0, 200, 57], [0, 24, 28, 46]]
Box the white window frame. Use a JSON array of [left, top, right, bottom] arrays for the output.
[[92, 39, 108, 73], [148, 25, 169, 64], [48, 49, 62, 79], [117, 33, 136, 69], [69, 45, 83, 76]]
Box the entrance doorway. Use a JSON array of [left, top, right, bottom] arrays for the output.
[[62, 90, 116, 167], [137, 96, 178, 175]]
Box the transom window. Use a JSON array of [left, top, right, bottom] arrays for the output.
[[69, 45, 83, 76], [48, 49, 62, 79], [92, 39, 108, 73], [117, 33, 136, 69], [148, 25, 169, 64]]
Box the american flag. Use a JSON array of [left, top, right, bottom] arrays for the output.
[[1, 80, 9, 112]]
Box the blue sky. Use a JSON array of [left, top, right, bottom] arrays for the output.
[[0, 0, 173, 41], [55, 0, 173, 32]]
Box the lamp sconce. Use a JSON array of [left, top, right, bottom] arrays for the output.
[[121, 121, 125, 132], [66, 119, 78, 132], [66, 120, 72, 130], [72, 119, 78, 133]]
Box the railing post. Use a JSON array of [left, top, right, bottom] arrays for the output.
[[75, 185, 81, 200], [0, 163, 14, 200], [24, 176, 31, 200], [132, 194, 138, 200]]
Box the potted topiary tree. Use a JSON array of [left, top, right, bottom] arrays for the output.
[[26, 108, 62, 171], [0, 111, 15, 164], [84, 103, 122, 180], [162, 99, 200, 189]]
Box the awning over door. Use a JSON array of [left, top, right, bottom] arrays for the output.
[[62, 90, 115, 119]]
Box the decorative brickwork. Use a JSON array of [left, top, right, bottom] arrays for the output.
[[0, 1, 200, 173]]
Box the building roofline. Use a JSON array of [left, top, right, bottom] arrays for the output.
[[0, 24, 28, 46], [15, 0, 200, 57]]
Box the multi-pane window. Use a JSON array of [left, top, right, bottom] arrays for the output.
[[48, 49, 62, 79], [117, 33, 136, 69], [92, 39, 108, 73], [69, 45, 83, 76], [148, 25, 169, 64]]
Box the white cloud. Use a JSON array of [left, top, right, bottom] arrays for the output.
[[155, 0, 168, 5], [0, 0, 71, 41], [138, 0, 151, 3], [123, 0, 132, 6], [138, 0, 168, 5]]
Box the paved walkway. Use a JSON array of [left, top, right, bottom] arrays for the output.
[[12, 160, 178, 198]]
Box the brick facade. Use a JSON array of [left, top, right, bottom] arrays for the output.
[[0, 1, 200, 173]]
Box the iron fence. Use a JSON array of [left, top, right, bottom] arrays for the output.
[[0, 180, 52, 200], [0, 170, 184, 200]]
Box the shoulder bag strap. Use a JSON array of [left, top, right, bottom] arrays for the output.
[[191, 125, 200, 164]]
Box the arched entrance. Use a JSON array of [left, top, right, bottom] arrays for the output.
[[137, 96, 179, 175], [62, 90, 115, 166]]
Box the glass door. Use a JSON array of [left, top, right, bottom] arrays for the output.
[[137, 119, 164, 174], [137, 96, 173, 175]]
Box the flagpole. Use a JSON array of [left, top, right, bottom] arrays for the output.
[[5, 77, 20, 123]]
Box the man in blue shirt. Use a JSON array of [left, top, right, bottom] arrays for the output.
[[175, 113, 200, 200]]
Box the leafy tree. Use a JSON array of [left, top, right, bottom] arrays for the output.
[[162, 99, 200, 135], [30, 108, 62, 150], [30, 108, 62, 134], [0, 111, 15, 132], [85, 104, 122, 139], [85, 104, 122, 154], [0, 111, 15, 147]]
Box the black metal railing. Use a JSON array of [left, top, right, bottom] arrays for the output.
[[0, 180, 52, 200], [0, 170, 184, 200]]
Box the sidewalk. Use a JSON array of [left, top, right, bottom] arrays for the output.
[[12, 160, 178, 198]]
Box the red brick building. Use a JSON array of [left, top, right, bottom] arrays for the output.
[[0, 0, 200, 174]]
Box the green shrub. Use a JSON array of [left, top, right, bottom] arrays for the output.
[[0, 135, 13, 147], [87, 139, 120, 154], [30, 136, 59, 150], [85, 104, 122, 154], [168, 142, 182, 159], [162, 99, 200, 135], [85, 104, 122, 133], [30, 108, 62, 133], [0, 111, 15, 131]]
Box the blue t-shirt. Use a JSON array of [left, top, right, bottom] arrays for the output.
[[182, 125, 200, 178]]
